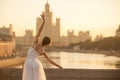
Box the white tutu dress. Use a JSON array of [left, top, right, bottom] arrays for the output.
[[22, 47, 46, 80]]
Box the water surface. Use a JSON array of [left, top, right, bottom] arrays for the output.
[[39, 51, 120, 69]]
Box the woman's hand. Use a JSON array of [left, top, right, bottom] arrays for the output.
[[59, 66, 63, 69], [41, 13, 45, 22]]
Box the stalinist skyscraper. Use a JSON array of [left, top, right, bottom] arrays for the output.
[[36, 2, 61, 46]]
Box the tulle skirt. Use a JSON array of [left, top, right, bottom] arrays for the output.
[[22, 59, 46, 80]]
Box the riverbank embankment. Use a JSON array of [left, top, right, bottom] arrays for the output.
[[0, 57, 25, 67], [48, 48, 120, 57]]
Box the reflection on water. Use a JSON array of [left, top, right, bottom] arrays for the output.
[[38, 52, 120, 69]]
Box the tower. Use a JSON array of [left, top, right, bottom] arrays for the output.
[[36, 2, 61, 46], [44, 2, 52, 26]]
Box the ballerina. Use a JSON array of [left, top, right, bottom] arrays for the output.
[[22, 13, 62, 80]]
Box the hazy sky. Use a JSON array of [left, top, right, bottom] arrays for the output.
[[0, 0, 120, 38]]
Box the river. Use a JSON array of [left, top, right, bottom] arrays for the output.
[[38, 51, 120, 69]]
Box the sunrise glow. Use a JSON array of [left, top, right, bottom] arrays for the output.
[[0, 0, 120, 38]]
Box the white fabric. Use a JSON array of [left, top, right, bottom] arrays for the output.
[[22, 47, 46, 80]]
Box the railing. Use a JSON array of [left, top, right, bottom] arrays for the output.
[[0, 68, 120, 80]]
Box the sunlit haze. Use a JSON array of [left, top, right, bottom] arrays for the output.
[[0, 0, 120, 38]]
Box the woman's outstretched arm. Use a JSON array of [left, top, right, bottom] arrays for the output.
[[42, 52, 63, 69], [33, 13, 45, 45]]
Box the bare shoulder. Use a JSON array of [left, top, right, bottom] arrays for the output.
[[32, 43, 40, 50], [33, 44, 44, 53]]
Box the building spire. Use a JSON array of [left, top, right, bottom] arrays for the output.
[[45, 0, 50, 12], [46, 0, 48, 3]]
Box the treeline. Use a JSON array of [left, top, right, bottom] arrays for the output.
[[69, 37, 120, 51]]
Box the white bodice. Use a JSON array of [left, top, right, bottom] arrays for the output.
[[27, 47, 39, 59]]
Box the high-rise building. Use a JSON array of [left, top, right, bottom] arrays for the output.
[[36, 2, 60, 46], [36, 2, 91, 47]]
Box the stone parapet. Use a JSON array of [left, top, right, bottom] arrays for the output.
[[0, 68, 120, 80]]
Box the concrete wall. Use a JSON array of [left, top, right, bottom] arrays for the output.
[[0, 68, 120, 80]]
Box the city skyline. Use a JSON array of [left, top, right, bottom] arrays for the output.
[[0, 0, 120, 38]]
